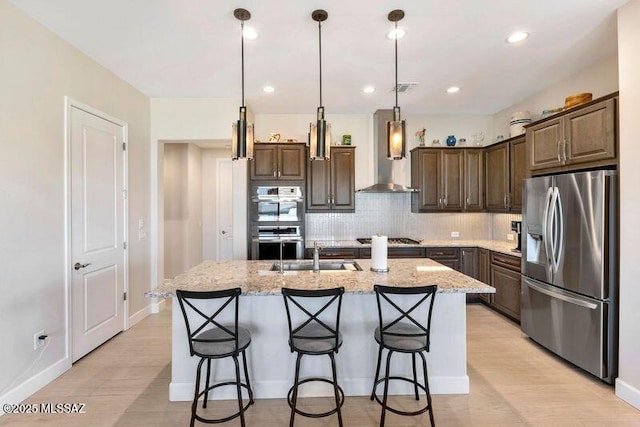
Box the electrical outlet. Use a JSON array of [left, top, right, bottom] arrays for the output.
[[34, 330, 46, 350], [450, 231, 460, 238], [507, 233, 515, 241]]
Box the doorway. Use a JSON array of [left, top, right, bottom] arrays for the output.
[[66, 100, 128, 362]]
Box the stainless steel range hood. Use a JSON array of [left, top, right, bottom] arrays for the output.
[[358, 109, 417, 193]]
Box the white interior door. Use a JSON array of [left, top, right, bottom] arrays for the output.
[[216, 158, 233, 261], [70, 106, 126, 362]]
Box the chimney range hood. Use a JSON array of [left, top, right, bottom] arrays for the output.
[[358, 109, 418, 193]]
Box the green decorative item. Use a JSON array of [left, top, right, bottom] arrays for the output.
[[342, 134, 352, 145]]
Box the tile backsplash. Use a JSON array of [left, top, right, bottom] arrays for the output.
[[306, 193, 497, 240]]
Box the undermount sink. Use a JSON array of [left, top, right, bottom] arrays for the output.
[[270, 260, 363, 272]]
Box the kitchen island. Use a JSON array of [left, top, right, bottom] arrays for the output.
[[147, 258, 494, 401]]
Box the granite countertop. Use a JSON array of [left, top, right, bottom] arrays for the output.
[[307, 239, 522, 258], [147, 258, 495, 298]]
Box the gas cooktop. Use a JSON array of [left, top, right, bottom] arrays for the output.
[[356, 237, 421, 245]]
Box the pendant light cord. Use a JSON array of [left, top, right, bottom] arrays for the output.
[[318, 20, 323, 108], [394, 21, 398, 109], [241, 21, 245, 108]]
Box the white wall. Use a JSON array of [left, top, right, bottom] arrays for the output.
[[163, 144, 188, 278], [0, 0, 150, 405], [492, 55, 619, 139], [616, 0, 640, 411], [151, 100, 249, 287], [186, 144, 203, 268]]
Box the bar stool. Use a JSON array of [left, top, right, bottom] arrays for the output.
[[176, 288, 254, 427], [370, 284, 437, 427], [281, 287, 345, 427]]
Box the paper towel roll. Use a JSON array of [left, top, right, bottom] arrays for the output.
[[371, 235, 388, 272]]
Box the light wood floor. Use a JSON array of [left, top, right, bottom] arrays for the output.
[[1, 304, 638, 426]]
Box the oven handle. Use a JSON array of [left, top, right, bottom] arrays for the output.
[[251, 237, 303, 243], [251, 197, 304, 203]]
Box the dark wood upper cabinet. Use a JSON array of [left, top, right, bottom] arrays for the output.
[[250, 143, 305, 181], [464, 149, 484, 211], [306, 146, 355, 212], [484, 136, 525, 213], [528, 117, 564, 172], [442, 150, 464, 210], [509, 137, 526, 213], [411, 148, 463, 212], [527, 94, 617, 175], [485, 143, 510, 212], [564, 98, 616, 165]]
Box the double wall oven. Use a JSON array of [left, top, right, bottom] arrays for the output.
[[250, 185, 305, 260]]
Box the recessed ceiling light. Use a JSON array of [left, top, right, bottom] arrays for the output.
[[242, 26, 258, 40], [447, 86, 460, 94], [263, 86, 275, 93], [386, 28, 406, 40], [363, 86, 375, 94], [506, 31, 529, 44]]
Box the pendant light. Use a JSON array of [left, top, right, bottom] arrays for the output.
[[309, 9, 331, 160], [232, 8, 254, 160], [387, 9, 406, 160]]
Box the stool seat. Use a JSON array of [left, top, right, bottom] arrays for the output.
[[291, 323, 343, 354], [193, 326, 252, 357], [374, 322, 427, 352]]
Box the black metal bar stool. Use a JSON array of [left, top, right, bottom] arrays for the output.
[[281, 287, 345, 427], [370, 284, 437, 427], [176, 288, 254, 427]]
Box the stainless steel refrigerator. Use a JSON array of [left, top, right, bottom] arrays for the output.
[[521, 170, 617, 383]]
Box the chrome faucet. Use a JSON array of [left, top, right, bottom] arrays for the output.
[[313, 241, 322, 273]]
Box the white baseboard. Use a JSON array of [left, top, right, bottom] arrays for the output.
[[0, 357, 71, 412], [151, 298, 166, 314], [169, 375, 469, 402], [616, 378, 640, 410], [128, 304, 152, 328]]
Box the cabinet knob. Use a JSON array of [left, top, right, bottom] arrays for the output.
[[273, 171, 276, 177]]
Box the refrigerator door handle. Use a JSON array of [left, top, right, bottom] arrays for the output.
[[553, 187, 564, 272], [542, 187, 555, 275], [524, 278, 598, 310]]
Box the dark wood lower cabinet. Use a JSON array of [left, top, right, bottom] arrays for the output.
[[490, 263, 521, 322], [478, 249, 491, 304]]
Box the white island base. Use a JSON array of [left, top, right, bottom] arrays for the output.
[[169, 292, 468, 401]]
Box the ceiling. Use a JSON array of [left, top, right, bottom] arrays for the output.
[[9, 0, 627, 115]]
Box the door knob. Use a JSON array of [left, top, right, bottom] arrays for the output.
[[74, 262, 91, 271], [221, 230, 227, 234]]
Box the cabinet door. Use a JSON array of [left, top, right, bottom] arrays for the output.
[[278, 145, 305, 180], [306, 158, 331, 211], [464, 150, 483, 211], [485, 143, 509, 211], [478, 249, 491, 304], [509, 137, 526, 212], [491, 264, 521, 322], [564, 98, 616, 165], [251, 144, 278, 180], [527, 117, 563, 171], [411, 149, 441, 211], [331, 147, 355, 211], [460, 248, 478, 279], [442, 150, 464, 210]]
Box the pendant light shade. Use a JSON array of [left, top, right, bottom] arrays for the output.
[[310, 10, 331, 160], [386, 10, 406, 160], [232, 8, 254, 160]]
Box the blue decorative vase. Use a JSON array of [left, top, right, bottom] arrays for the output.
[[446, 135, 457, 146]]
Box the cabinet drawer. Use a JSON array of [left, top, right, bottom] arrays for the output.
[[491, 252, 521, 271], [426, 248, 460, 259], [359, 247, 425, 259], [304, 248, 359, 259]]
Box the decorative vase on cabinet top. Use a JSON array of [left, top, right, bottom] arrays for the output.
[[446, 135, 457, 146]]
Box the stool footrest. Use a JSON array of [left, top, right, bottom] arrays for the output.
[[372, 376, 431, 417], [194, 382, 253, 424], [287, 377, 345, 418]]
